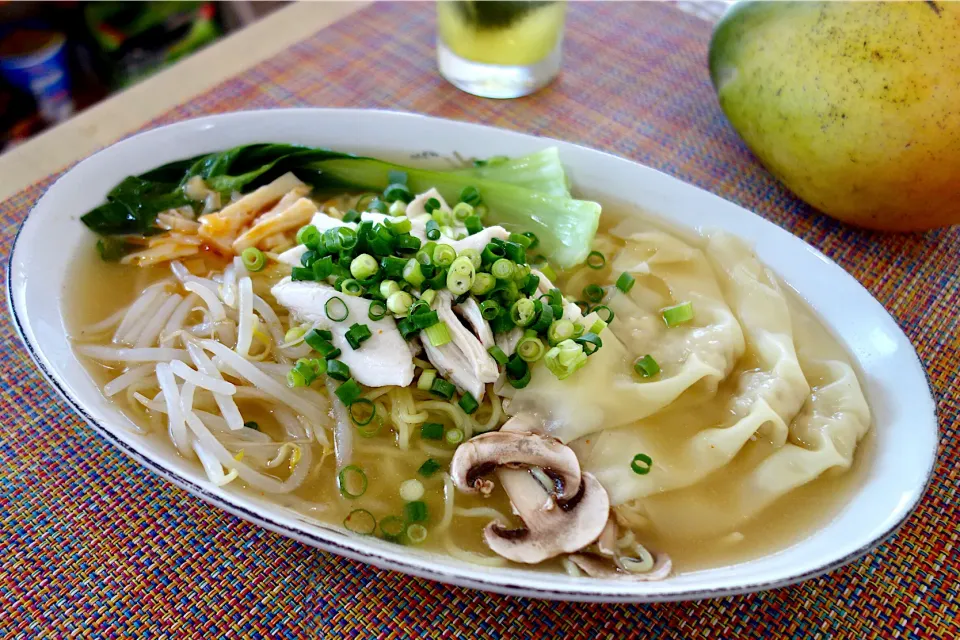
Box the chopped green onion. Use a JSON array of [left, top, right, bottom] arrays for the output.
[[544, 339, 589, 380], [240, 247, 266, 272], [379, 515, 405, 543], [430, 377, 456, 399], [418, 458, 441, 477], [521, 273, 540, 297], [592, 305, 614, 324], [291, 266, 315, 282], [404, 500, 429, 523], [572, 322, 585, 339], [417, 369, 437, 391], [464, 215, 483, 235], [243, 421, 260, 431], [474, 203, 488, 218], [385, 290, 413, 316], [458, 392, 479, 415], [433, 244, 457, 267], [452, 202, 474, 222], [508, 232, 532, 249], [349, 398, 376, 426], [367, 197, 388, 213], [471, 273, 496, 296], [284, 326, 306, 344], [388, 169, 408, 185], [340, 279, 363, 297], [342, 209, 362, 224], [338, 226, 359, 251], [662, 301, 694, 327], [510, 298, 537, 327], [586, 251, 606, 269], [583, 284, 605, 303], [487, 345, 509, 365], [312, 256, 334, 280], [447, 269, 475, 296], [547, 319, 576, 346], [345, 323, 372, 349], [616, 272, 636, 294], [424, 197, 442, 214], [517, 334, 545, 362], [380, 256, 407, 279], [575, 332, 603, 356], [399, 478, 425, 502], [297, 224, 321, 248], [412, 310, 440, 329], [324, 297, 349, 322], [503, 242, 526, 264], [491, 258, 515, 280], [457, 248, 481, 270], [343, 508, 376, 535], [394, 233, 421, 251], [338, 465, 368, 498], [327, 360, 352, 382], [634, 355, 660, 378], [349, 254, 378, 280], [421, 422, 444, 440], [530, 300, 555, 333], [397, 317, 418, 340], [304, 329, 335, 354], [459, 185, 482, 206], [425, 219, 441, 241], [406, 523, 428, 545], [505, 355, 530, 389], [420, 289, 438, 306], [388, 200, 407, 216], [479, 299, 501, 321], [536, 260, 558, 282], [383, 182, 413, 203], [521, 232, 539, 250], [286, 368, 307, 388], [445, 428, 465, 445], [379, 280, 400, 298], [589, 319, 608, 335], [481, 243, 505, 265], [403, 259, 425, 287], [631, 453, 653, 475], [335, 378, 362, 405], [385, 217, 412, 234], [425, 321, 452, 347]]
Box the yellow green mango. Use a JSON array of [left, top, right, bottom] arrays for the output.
[[710, 1, 960, 231]]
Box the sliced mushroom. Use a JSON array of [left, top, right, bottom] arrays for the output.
[[567, 517, 672, 581], [484, 469, 609, 564], [568, 550, 672, 581], [450, 430, 581, 500], [421, 291, 499, 400]]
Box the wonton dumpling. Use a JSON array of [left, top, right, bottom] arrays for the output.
[[639, 358, 870, 539], [573, 233, 811, 505], [499, 231, 745, 444]]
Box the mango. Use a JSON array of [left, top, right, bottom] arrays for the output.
[[709, 1, 960, 231]]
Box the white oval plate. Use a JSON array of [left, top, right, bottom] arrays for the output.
[[8, 109, 937, 602]]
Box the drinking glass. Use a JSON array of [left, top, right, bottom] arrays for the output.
[[436, 1, 567, 99]]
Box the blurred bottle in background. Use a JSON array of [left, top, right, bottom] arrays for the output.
[[0, 25, 74, 124], [437, 1, 566, 99]]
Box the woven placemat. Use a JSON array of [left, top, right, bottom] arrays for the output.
[[1, 2, 956, 636]]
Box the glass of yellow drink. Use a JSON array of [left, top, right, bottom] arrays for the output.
[[437, 1, 567, 99]]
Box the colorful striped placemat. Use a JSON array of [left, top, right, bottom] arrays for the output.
[[1, 2, 956, 636]]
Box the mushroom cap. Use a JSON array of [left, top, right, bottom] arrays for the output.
[[483, 470, 610, 564], [449, 430, 582, 501]]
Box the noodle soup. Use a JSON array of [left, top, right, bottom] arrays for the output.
[[67, 144, 873, 578]]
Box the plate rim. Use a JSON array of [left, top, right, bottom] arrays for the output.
[[6, 107, 940, 602]]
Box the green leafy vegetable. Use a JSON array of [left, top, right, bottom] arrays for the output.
[[80, 144, 601, 268]]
